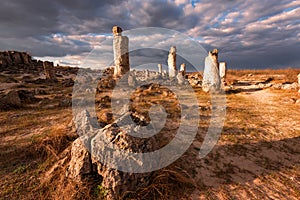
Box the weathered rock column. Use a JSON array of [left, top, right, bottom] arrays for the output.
[[202, 49, 221, 92], [113, 26, 130, 77], [219, 62, 227, 88], [158, 64, 162, 74], [168, 46, 177, 78], [43, 61, 57, 81], [180, 63, 186, 76]]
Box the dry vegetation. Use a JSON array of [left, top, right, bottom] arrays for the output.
[[0, 68, 300, 199]]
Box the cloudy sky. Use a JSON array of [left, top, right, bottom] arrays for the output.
[[0, 0, 299, 69]]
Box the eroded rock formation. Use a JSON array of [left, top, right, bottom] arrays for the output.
[[67, 110, 156, 199], [0, 51, 32, 67]]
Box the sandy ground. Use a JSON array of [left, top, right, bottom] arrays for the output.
[[188, 88, 300, 200]]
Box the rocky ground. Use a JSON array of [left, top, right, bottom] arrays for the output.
[[0, 65, 300, 199]]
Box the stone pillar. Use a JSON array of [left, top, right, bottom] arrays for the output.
[[219, 62, 227, 88], [113, 26, 130, 77], [202, 49, 220, 92], [145, 69, 149, 79], [158, 64, 162, 74], [180, 63, 186, 76], [43, 61, 57, 81], [168, 46, 177, 78]]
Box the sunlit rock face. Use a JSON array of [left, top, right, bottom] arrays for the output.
[[202, 49, 221, 92]]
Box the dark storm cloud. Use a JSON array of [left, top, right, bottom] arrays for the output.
[[0, 0, 299, 68]]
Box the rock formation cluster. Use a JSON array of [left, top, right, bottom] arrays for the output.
[[0, 51, 32, 67], [0, 51, 58, 81]]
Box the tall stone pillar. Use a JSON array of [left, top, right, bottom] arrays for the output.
[[180, 63, 186, 76], [168, 46, 177, 78], [113, 26, 130, 77], [219, 62, 227, 88], [158, 64, 162, 74], [202, 49, 220, 92], [43, 61, 57, 81]]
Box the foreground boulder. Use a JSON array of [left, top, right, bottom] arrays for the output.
[[67, 111, 157, 199]]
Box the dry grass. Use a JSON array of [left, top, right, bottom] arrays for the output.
[[121, 168, 196, 200], [0, 107, 79, 199]]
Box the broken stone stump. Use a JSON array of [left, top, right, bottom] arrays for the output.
[[113, 26, 130, 77], [168, 46, 177, 78], [180, 63, 186, 76], [43, 61, 57, 81], [177, 72, 185, 85], [202, 49, 221, 92]]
